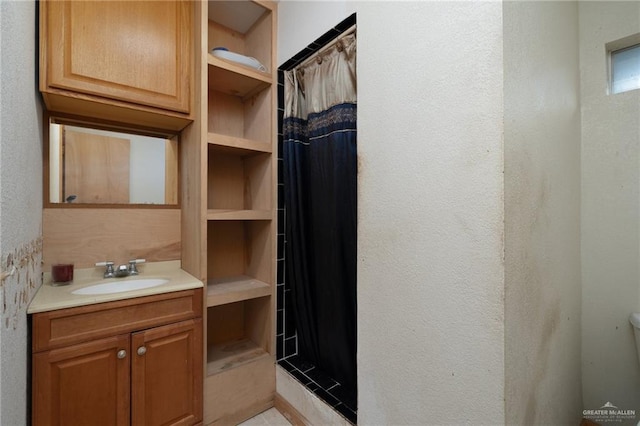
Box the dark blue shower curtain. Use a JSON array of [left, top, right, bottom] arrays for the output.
[[283, 102, 357, 391]]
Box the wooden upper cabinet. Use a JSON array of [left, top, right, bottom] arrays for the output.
[[40, 0, 193, 131]]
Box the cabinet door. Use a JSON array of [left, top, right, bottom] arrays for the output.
[[131, 319, 203, 425], [43, 0, 191, 113], [32, 334, 130, 426]]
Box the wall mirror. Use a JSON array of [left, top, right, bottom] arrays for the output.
[[46, 117, 179, 206]]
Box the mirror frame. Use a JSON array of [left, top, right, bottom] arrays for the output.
[[44, 112, 181, 209]]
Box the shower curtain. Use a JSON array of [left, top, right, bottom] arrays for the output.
[[283, 32, 357, 390]]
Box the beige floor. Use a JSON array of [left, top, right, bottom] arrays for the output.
[[238, 408, 292, 426]]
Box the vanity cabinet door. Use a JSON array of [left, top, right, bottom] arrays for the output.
[[42, 0, 191, 114], [32, 334, 131, 426], [131, 319, 203, 425]]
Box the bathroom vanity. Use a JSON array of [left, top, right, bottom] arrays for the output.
[[37, 0, 278, 424], [28, 263, 204, 425]]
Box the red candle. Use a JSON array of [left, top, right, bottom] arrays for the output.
[[52, 264, 74, 283]]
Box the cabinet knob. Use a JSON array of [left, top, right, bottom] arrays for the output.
[[137, 346, 147, 356], [117, 349, 127, 359]]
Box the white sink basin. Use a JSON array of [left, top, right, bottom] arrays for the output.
[[72, 278, 169, 295]]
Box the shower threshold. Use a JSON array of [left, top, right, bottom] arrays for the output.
[[278, 355, 357, 424]]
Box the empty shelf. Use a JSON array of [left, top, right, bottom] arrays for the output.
[[206, 275, 271, 307], [206, 338, 270, 376]]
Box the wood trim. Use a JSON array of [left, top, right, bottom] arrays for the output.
[[55, 124, 64, 201], [274, 393, 309, 426], [165, 137, 179, 205], [203, 354, 275, 425], [206, 276, 271, 307], [43, 111, 53, 206], [42, 90, 192, 132], [32, 289, 203, 352], [208, 132, 272, 154], [207, 55, 272, 101], [49, 112, 181, 139], [207, 209, 272, 221], [39, 0, 50, 94], [180, 0, 207, 283], [44, 203, 179, 210]]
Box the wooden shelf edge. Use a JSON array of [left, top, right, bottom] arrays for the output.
[[206, 209, 272, 221], [42, 90, 193, 132], [206, 275, 271, 307], [206, 338, 270, 376], [208, 132, 271, 154], [207, 55, 272, 84], [207, 54, 272, 100]]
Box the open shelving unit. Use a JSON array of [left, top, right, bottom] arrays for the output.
[[197, 1, 277, 424]]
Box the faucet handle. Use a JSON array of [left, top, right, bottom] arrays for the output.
[[96, 261, 115, 278], [128, 259, 145, 275]]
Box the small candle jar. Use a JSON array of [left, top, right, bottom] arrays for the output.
[[51, 264, 74, 285]]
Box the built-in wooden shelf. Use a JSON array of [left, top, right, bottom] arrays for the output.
[[208, 132, 271, 155], [206, 275, 271, 307], [206, 209, 271, 221], [207, 55, 271, 100], [201, 1, 276, 423], [206, 338, 270, 376]]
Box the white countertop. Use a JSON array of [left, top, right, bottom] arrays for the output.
[[28, 260, 203, 314]]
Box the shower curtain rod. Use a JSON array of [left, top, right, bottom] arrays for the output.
[[294, 24, 356, 70]]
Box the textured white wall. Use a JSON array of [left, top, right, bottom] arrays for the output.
[[280, 1, 505, 423], [356, 2, 505, 423], [0, 0, 43, 424], [503, 2, 582, 424], [580, 2, 640, 419]]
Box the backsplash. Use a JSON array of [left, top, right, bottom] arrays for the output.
[[1, 236, 42, 329], [42, 208, 181, 271]]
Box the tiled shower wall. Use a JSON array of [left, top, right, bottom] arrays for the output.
[[276, 68, 298, 361], [276, 13, 357, 425]]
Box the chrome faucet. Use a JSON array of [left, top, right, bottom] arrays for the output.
[[127, 259, 145, 276], [96, 259, 145, 278], [96, 261, 115, 278]]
